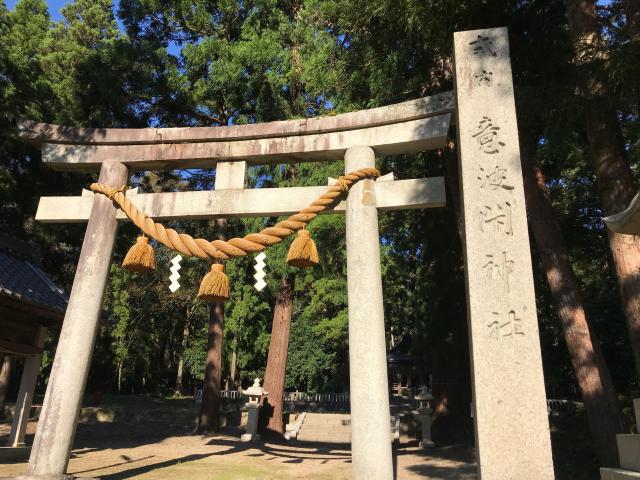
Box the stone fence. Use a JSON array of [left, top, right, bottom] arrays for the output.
[[196, 389, 351, 405], [203, 390, 580, 416], [546, 399, 580, 416], [0, 395, 580, 426], [283, 392, 350, 404]]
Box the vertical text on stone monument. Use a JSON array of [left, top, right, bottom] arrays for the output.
[[475, 69, 493, 87], [477, 165, 514, 191], [482, 251, 515, 292], [487, 310, 525, 340], [472, 116, 506, 154], [480, 202, 513, 235], [469, 35, 497, 57]]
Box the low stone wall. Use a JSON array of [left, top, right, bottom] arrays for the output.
[[0, 404, 41, 423], [1, 398, 248, 429]]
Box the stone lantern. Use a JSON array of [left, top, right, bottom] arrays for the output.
[[415, 386, 435, 448], [241, 378, 267, 442]]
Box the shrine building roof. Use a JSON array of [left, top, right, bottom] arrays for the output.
[[0, 234, 67, 323]]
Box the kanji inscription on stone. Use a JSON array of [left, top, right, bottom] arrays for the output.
[[469, 35, 497, 57], [478, 165, 514, 191], [482, 251, 515, 291], [480, 202, 513, 236], [472, 116, 505, 154], [454, 27, 554, 480], [475, 69, 493, 87], [487, 310, 525, 339]]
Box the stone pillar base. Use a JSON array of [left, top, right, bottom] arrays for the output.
[[419, 440, 435, 449], [600, 398, 640, 480], [600, 468, 640, 479], [0, 446, 31, 462], [618, 434, 640, 472], [240, 433, 261, 443]]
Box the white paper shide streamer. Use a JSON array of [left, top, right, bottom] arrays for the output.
[[169, 255, 182, 293], [254, 252, 267, 291]]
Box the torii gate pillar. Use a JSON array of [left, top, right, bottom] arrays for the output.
[[345, 146, 393, 479], [27, 161, 128, 476]]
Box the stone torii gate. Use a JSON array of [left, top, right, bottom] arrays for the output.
[[17, 28, 554, 480]]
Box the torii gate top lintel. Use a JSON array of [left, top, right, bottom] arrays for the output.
[[18, 92, 454, 172]]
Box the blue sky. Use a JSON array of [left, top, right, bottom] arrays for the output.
[[7, 0, 67, 20], [5, 0, 612, 56], [6, 0, 615, 23], [5, 0, 183, 56]]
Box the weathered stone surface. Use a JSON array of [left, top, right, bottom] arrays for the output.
[[215, 161, 246, 190], [454, 27, 554, 479], [27, 161, 129, 476], [601, 468, 640, 479], [604, 191, 640, 234], [19, 92, 453, 146], [618, 434, 640, 472], [8, 327, 47, 447], [35, 177, 445, 223], [241, 404, 260, 443], [345, 146, 393, 480], [40, 115, 451, 171]]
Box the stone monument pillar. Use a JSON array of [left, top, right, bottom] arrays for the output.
[[454, 27, 554, 479]]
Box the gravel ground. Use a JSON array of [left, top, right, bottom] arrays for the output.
[[0, 421, 476, 479]]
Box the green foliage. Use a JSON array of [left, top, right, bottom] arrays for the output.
[[286, 277, 348, 392], [1, 0, 638, 402], [183, 335, 207, 381]]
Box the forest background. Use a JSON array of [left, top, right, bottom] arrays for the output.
[[0, 0, 639, 470]]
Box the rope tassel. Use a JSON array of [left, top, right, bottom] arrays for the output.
[[198, 263, 230, 302], [90, 167, 379, 263], [90, 168, 381, 299], [286, 230, 319, 268], [122, 236, 156, 273]]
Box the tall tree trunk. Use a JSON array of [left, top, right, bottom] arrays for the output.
[[228, 348, 237, 390], [175, 315, 191, 395], [261, 276, 295, 436], [175, 359, 185, 395], [564, 0, 640, 379], [0, 355, 12, 414], [196, 218, 227, 433], [117, 360, 123, 393], [196, 303, 224, 432], [625, 0, 640, 42], [521, 131, 624, 466]]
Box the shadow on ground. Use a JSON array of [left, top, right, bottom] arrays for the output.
[[205, 436, 352, 463], [97, 453, 218, 480], [1, 420, 478, 479]]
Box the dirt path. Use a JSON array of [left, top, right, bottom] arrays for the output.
[[0, 421, 476, 479]]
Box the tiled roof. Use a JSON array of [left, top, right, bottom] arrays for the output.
[[0, 244, 68, 315]]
